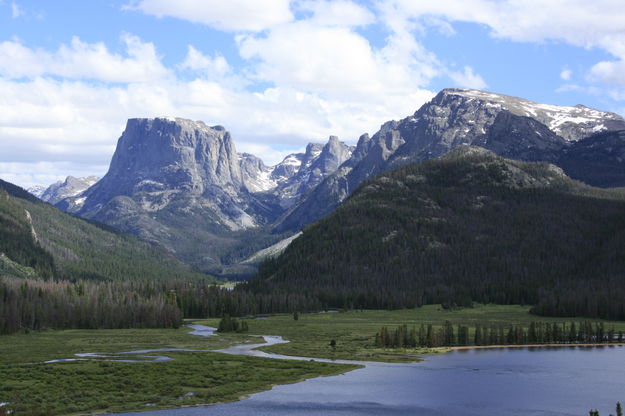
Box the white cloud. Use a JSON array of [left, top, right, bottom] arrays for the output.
[[238, 18, 438, 100], [179, 46, 230, 76], [125, 0, 293, 32], [560, 68, 572, 81], [387, 0, 625, 92], [589, 60, 625, 86], [10, 1, 23, 18], [0, 34, 168, 82], [297, 0, 376, 27], [448, 66, 487, 89]]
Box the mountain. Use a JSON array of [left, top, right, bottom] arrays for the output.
[[248, 148, 625, 319], [55, 117, 351, 276], [0, 178, 208, 282], [26, 185, 46, 198], [274, 88, 625, 233], [38, 175, 99, 205]]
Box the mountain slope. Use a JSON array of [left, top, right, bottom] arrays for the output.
[[249, 148, 625, 319], [0, 178, 208, 282], [558, 130, 625, 187], [274, 89, 625, 233]]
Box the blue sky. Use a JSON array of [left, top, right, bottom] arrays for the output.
[[1, 0, 625, 187]]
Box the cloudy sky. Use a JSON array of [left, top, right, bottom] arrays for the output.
[[1, 0, 625, 188]]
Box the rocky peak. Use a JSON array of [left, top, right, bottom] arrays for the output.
[[39, 175, 99, 205], [436, 88, 625, 141], [308, 136, 354, 179], [79, 117, 245, 214]]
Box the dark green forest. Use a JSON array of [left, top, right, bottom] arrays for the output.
[[247, 148, 625, 319], [0, 179, 207, 282], [375, 320, 623, 348]]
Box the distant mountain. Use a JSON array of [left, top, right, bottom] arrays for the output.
[[38, 175, 99, 205], [0, 178, 208, 282], [249, 148, 625, 319], [274, 88, 625, 233], [27, 185, 47, 198]]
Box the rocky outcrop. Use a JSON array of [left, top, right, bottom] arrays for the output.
[[269, 137, 354, 209]]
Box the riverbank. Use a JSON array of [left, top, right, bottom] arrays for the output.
[[201, 305, 625, 363], [444, 342, 625, 351]]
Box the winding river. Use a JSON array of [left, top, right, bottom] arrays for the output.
[[96, 325, 625, 415]]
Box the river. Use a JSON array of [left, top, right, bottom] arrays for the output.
[[104, 325, 625, 416]]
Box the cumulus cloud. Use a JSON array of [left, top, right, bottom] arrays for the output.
[[560, 68, 572, 81], [589, 60, 625, 86], [297, 0, 376, 27], [448, 66, 487, 89], [387, 0, 625, 92], [125, 0, 293, 32], [0, 34, 168, 82]]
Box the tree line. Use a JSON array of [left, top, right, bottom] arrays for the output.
[[0, 277, 324, 335], [374, 321, 624, 348]]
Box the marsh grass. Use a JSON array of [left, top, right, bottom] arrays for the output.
[[0, 326, 357, 415]]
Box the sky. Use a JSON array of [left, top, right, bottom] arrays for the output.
[[2, 0, 625, 188]]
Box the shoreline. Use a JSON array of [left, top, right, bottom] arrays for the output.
[[440, 343, 625, 352]]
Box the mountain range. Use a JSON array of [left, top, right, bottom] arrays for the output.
[[30, 88, 625, 278]]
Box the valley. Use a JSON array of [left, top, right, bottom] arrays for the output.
[[3, 88, 625, 415]]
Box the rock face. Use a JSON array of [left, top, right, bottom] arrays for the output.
[[269, 137, 354, 208], [274, 88, 625, 233], [57, 118, 286, 273], [77, 118, 249, 224], [37, 176, 99, 205]]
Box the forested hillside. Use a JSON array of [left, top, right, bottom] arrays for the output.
[[247, 147, 625, 320], [0, 179, 208, 282]]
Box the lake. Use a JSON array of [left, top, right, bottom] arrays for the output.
[[113, 345, 625, 416]]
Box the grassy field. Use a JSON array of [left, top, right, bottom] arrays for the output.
[[197, 304, 625, 363], [0, 326, 358, 415]]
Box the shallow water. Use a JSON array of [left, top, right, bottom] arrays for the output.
[[112, 337, 625, 416]]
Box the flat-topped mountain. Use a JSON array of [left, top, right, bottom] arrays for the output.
[[56, 117, 350, 275]]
